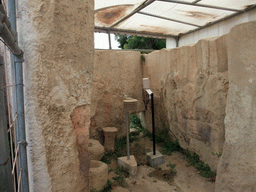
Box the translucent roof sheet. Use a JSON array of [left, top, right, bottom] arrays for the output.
[[142, 1, 235, 26], [116, 13, 197, 36], [200, 0, 256, 10], [94, 0, 256, 37]]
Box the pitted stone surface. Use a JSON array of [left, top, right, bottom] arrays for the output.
[[103, 127, 118, 151], [19, 0, 94, 191], [215, 21, 256, 192], [91, 50, 144, 142], [144, 35, 229, 170], [89, 160, 108, 191], [88, 139, 105, 161]]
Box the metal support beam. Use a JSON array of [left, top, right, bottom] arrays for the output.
[[125, 111, 130, 160], [192, 0, 202, 4], [14, 55, 29, 192], [156, 0, 240, 12], [95, 26, 176, 38], [175, 36, 179, 47], [110, 0, 156, 28], [96, 0, 256, 42], [0, 5, 16, 38], [0, 3, 22, 56], [108, 31, 112, 50], [0, 22, 22, 56], [151, 93, 156, 155], [138, 11, 201, 27]]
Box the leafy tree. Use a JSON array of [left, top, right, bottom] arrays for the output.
[[115, 35, 166, 50]]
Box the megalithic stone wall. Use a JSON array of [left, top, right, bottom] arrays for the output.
[[144, 35, 229, 171], [91, 50, 144, 143], [215, 21, 256, 192], [17, 0, 94, 191]]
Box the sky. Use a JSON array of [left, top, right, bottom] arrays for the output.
[[94, 33, 120, 50]]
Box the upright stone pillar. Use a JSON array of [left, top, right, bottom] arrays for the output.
[[215, 21, 256, 191], [17, 0, 94, 191], [103, 127, 118, 151]]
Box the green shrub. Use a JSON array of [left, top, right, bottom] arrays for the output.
[[130, 113, 143, 128], [161, 139, 182, 155]]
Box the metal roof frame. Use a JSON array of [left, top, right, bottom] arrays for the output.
[[95, 26, 176, 38], [95, 0, 256, 39], [138, 11, 201, 27]]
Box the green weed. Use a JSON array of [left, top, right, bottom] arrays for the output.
[[184, 150, 216, 178], [155, 125, 170, 143], [99, 180, 114, 192], [167, 163, 176, 174], [101, 151, 116, 164], [103, 113, 215, 181], [113, 166, 130, 187], [161, 139, 182, 155], [130, 113, 143, 128]]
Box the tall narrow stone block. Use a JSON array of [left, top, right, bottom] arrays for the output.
[[216, 21, 256, 192]]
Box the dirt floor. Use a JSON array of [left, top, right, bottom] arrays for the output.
[[107, 137, 215, 192]]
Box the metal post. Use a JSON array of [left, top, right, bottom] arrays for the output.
[[15, 56, 29, 191], [175, 36, 179, 48], [125, 111, 130, 160], [108, 31, 112, 50], [151, 93, 156, 155], [8, 0, 29, 191]]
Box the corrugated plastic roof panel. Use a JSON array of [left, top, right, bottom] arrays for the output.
[[142, 1, 235, 26], [94, 0, 256, 37], [95, 4, 140, 27], [116, 13, 197, 36], [200, 0, 256, 10]]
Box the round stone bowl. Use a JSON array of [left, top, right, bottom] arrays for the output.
[[89, 160, 108, 191]]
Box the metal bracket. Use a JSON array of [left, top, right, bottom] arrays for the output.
[[18, 140, 28, 147]]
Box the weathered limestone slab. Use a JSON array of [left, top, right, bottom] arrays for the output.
[[18, 0, 94, 191], [88, 139, 105, 161], [91, 50, 143, 142], [215, 21, 256, 192], [144, 35, 229, 170]]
